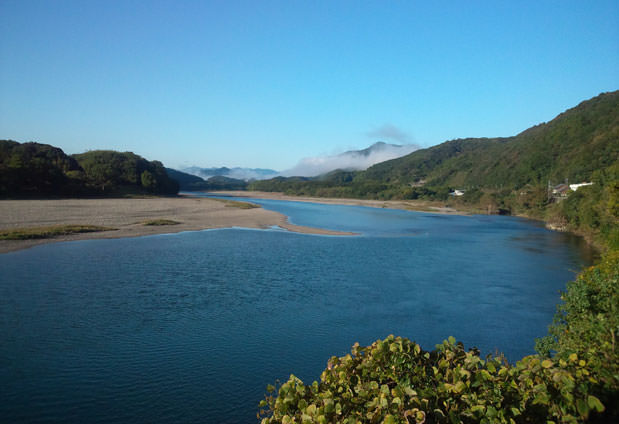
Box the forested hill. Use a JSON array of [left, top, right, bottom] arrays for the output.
[[252, 91, 617, 196], [249, 91, 618, 249], [363, 90, 618, 188], [165, 167, 248, 191], [0, 141, 179, 197]]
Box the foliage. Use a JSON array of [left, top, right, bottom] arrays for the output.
[[260, 253, 618, 423], [210, 198, 261, 209], [165, 168, 249, 191], [535, 251, 619, 418], [259, 336, 607, 423], [0, 141, 179, 197], [0, 224, 114, 240], [546, 165, 619, 250], [0, 140, 84, 196], [73, 150, 179, 195], [142, 219, 181, 226], [249, 91, 618, 247]]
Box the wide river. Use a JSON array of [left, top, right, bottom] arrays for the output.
[[0, 195, 594, 423]]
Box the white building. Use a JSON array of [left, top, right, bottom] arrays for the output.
[[569, 182, 593, 191]]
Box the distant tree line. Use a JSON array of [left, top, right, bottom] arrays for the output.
[[165, 168, 248, 191], [0, 140, 179, 197], [249, 91, 619, 249]]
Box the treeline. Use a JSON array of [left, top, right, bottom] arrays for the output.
[[250, 91, 619, 249], [259, 252, 618, 423], [0, 140, 179, 197], [165, 168, 248, 191]]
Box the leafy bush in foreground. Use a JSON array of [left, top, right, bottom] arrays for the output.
[[259, 336, 605, 423], [535, 251, 619, 418], [259, 253, 619, 423]]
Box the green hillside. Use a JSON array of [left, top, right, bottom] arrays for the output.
[[0, 141, 179, 197], [0, 140, 84, 196], [250, 92, 619, 248], [363, 91, 618, 189], [165, 168, 248, 191]]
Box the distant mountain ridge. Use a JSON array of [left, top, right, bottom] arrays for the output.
[[280, 141, 419, 177], [183, 166, 278, 181], [165, 168, 247, 191], [249, 91, 618, 247], [344, 141, 411, 157], [362, 91, 618, 188], [253, 91, 618, 194]]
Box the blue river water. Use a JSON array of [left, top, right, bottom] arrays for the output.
[[0, 196, 593, 423]]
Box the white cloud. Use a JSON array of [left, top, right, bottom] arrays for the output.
[[281, 142, 418, 177]]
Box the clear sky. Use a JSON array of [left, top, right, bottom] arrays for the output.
[[1, 1, 617, 170]]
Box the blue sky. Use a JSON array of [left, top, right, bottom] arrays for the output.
[[1, 1, 617, 170]]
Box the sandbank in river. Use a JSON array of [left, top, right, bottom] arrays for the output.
[[0, 196, 355, 254]]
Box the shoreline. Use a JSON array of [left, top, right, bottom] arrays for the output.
[[0, 197, 355, 254], [204, 190, 467, 215]]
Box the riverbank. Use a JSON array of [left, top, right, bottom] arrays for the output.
[[0, 197, 354, 253], [208, 190, 466, 215]]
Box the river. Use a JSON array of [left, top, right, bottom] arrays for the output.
[[0, 196, 593, 423]]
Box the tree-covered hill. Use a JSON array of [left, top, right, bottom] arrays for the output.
[[72, 150, 178, 195], [363, 91, 618, 189], [253, 91, 617, 196], [165, 168, 249, 191], [250, 91, 618, 249], [0, 141, 178, 197]]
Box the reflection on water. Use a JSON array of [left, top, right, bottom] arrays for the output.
[[0, 197, 593, 423]]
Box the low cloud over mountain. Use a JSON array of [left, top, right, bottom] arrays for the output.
[[281, 141, 419, 177], [182, 166, 279, 181]]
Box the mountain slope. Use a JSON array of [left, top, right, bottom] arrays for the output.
[[183, 166, 278, 181], [362, 91, 618, 189], [249, 91, 618, 247], [0, 141, 179, 197], [166, 168, 248, 191], [281, 141, 418, 177]]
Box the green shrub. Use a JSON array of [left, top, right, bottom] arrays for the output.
[[0, 224, 114, 240], [259, 336, 607, 423]]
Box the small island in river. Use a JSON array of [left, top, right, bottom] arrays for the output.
[[0, 196, 355, 254]]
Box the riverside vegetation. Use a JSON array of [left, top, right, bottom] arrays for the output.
[[250, 91, 618, 250], [0, 143, 179, 197], [258, 92, 618, 423], [258, 253, 618, 423]]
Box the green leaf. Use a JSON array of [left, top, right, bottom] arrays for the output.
[[384, 415, 396, 424], [576, 399, 589, 417], [587, 395, 605, 412]]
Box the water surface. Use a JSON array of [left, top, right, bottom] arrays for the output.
[[0, 197, 592, 423]]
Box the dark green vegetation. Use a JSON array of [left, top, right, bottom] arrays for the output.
[[211, 198, 261, 209], [0, 225, 115, 240], [142, 219, 181, 226], [258, 92, 618, 422], [165, 168, 248, 191], [546, 169, 619, 250], [259, 252, 618, 423], [0, 141, 179, 197], [250, 91, 618, 249]]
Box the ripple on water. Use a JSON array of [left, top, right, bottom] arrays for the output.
[[0, 200, 594, 423]]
